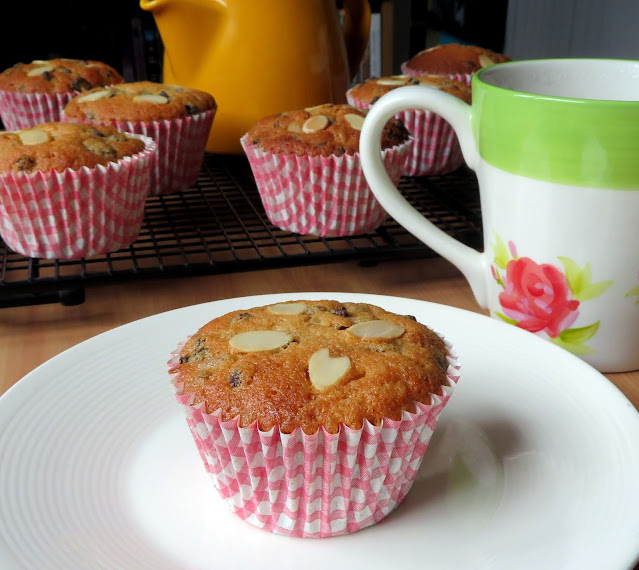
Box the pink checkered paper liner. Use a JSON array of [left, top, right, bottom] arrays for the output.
[[168, 335, 460, 538], [347, 89, 463, 176], [0, 134, 156, 259], [400, 63, 473, 88], [63, 108, 215, 196], [0, 90, 77, 130], [240, 134, 412, 237]]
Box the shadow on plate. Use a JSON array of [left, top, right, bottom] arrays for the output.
[[382, 414, 524, 529]]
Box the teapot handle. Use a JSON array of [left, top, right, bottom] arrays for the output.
[[341, 0, 372, 80]]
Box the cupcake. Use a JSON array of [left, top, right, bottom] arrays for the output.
[[169, 299, 460, 538], [401, 43, 510, 86], [0, 122, 156, 259], [0, 58, 123, 130], [63, 81, 216, 196], [347, 74, 471, 176], [241, 103, 412, 237]]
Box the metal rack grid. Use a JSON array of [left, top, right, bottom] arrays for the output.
[[0, 154, 482, 308]]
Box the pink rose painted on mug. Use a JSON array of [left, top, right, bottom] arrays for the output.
[[491, 234, 613, 355]]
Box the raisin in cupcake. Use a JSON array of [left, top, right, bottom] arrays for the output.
[[0, 122, 156, 259], [241, 104, 412, 237], [348, 74, 471, 176], [0, 58, 123, 130], [169, 299, 460, 538], [401, 43, 510, 86], [63, 81, 216, 196]]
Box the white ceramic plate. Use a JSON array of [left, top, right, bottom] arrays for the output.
[[1, 292, 638, 570]]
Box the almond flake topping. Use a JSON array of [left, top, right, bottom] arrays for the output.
[[479, 54, 495, 68], [308, 348, 351, 391], [27, 65, 54, 77], [76, 89, 112, 102], [19, 129, 50, 145], [347, 319, 405, 339], [302, 115, 329, 133], [267, 302, 307, 315], [420, 79, 443, 89], [377, 78, 407, 86], [133, 94, 169, 104], [229, 330, 291, 352], [344, 113, 365, 130]]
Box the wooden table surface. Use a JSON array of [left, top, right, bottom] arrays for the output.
[[1, 256, 638, 408]]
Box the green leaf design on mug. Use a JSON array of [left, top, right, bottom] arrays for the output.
[[492, 232, 510, 270], [626, 285, 639, 304], [550, 336, 596, 355], [550, 322, 600, 355], [558, 257, 613, 301]]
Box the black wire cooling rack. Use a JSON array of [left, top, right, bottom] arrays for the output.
[[0, 154, 483, 308]]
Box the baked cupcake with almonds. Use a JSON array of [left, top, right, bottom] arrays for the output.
[[241, 103, 412, 237], [63, 81, 216, 195], [348, 74, 471, 175], [401, 43, 510, 86], [169, 299, 460, 537], [0, 122, 155, 259], [0, 58, 123, 130]]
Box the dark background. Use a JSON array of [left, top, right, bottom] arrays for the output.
[[0, 2, 163, 82], [1, 1, 508, 83]]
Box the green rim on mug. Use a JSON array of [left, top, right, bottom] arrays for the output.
[[471, 59, 639, 190]]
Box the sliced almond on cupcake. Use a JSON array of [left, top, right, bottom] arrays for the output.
[[348, 320, 405, 339], [229, 330, 292, 352], [308, 348, 351, 391]]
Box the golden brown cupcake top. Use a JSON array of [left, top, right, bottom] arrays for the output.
[[63, 81, 217, 122], [171, 300, 450, 434], [0, 122, 145, 174], [245, 103, 409, 157], [404, 43, 510, 75], [349, 74, 472, 105], [0, 58, 123, 94]]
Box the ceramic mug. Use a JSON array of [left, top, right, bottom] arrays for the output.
[[359, 58, 639, 373]]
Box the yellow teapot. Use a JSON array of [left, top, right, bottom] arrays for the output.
[[140, 0, 371, 154]]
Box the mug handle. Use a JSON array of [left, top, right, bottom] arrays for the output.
[[359, 85, 489, 308]]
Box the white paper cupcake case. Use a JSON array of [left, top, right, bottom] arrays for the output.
[[0, 134, 156, 259], [240, 134, 412, 237], [0, 90, 76, 130], [169, 336, 460, 538]]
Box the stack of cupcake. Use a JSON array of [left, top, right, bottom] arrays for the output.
[[63, 81, 216, 196], [347, 74, 471, 176], [347, 43, 510, 177], [0, 58, 217, 259], [240, 43, 510, 237]]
